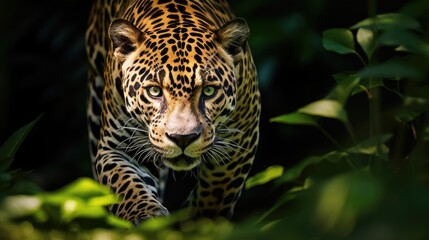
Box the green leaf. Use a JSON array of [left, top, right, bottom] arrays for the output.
[[356, 28, 376, 59], [350, 13, 421, 31], [42, 177, 118, 204], [314, 171, 383, 233], [346, 134, 392, 161], [322, 28, 356, 55], [396, 96, 429, 122], [358, 57, 423, 80], [257, 179, 312, 223], [139, 208, 193, 231], [423, 125, 429, 141], [276, 151, 345, 184], [0, 115, 42, 171], [329, 73, 361, 105], [298, 99, 348, 123], [246, 165, 284, 189], [377, 30, 429, 59], [350, 78, 384, 96], [31, 178, 123, 224], [270, 112, 319, 126]]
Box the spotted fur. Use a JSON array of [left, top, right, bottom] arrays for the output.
[[85, 0, 260, 225]]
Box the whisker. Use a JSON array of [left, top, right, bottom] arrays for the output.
[[210, 147, 229, 165]]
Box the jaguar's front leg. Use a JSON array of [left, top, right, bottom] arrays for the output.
[[95, 150, 169, 225], [189, 132, 259, 219]]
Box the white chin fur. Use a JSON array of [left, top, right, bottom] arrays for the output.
[[164, 158, 201, 171]]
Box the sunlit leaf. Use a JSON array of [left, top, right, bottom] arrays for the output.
[[356, 28, 376, 59], [270, 112, 319, 126], [350, 13, 421, 31], [0, 195, 42, 218], [37, 177, 119, 223], [322, 28, 356, 55], [246, 165, 284, 189], [298, 99, 348, 123], [61, 199, 110, 222], [49, 177, 117, 201], [0, 114, 42, 171]]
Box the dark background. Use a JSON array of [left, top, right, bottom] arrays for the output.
[[1, 0, 427, 219]]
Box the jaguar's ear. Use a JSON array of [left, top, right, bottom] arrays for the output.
[[216, 18, 249, 61], [109, 19, 144, 61]]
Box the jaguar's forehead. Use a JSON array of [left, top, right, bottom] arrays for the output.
[[142, 25, 219, 65], [124, 26, 229, 99]]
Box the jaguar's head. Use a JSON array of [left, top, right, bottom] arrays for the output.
[[108, 18, 249, 171]]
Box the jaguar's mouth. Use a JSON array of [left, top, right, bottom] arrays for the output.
[[164, 154, 201, 171]]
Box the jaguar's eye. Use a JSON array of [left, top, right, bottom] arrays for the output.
[[147, 86, 162, 98], [202, 86, 217, 98]]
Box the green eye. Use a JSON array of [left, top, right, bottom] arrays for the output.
[[203, 86, 216, 97], [147, 86, 162, 98]]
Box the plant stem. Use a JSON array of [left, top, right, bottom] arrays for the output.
[[317, 126, 357, 169], [367, 0, 382, 169]]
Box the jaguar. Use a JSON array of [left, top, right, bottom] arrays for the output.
[[85, 0, 260, 225]]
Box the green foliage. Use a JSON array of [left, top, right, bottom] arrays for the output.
[[0, 115, 42, 193], [322, 28, 357, 55], [262, 8, 429, 240], [245, 165, 284, 189], [1, 178, 130, 230]]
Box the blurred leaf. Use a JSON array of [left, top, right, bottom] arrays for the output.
[[60, 198, 112, 222], [246, 165, 284, 189], [351, 78, 385, 95], [277, 151, 345, 184], [350, 13, 421, 31], [356, 28, 376, 59], [358, 57, 423, 80], [377, 30, 429, 59], [277, 134, 392, 185], [40, 177, 119, 206], [329, 73, 361, 105], [298, 99, 348, 123], [258, 178, 312, 223], [0, 114, 42, 171], [270, 112, 319, 126], [0, 195, 42, 219], [346, 134, 392, 161], [322, 28, 356, 55], [139, 208, 192, 231], [1, 180, 43, 197], [400, 0, 429, 19], [0, 173, 12, 189], [396, 96, 429, 122], [423, 126, 429, 141], [314, 171, 383, 235], [44, 177, 117, 202], [33, 178, 123, 225]]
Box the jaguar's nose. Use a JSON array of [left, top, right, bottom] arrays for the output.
[[166, 132, 200, 150]]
